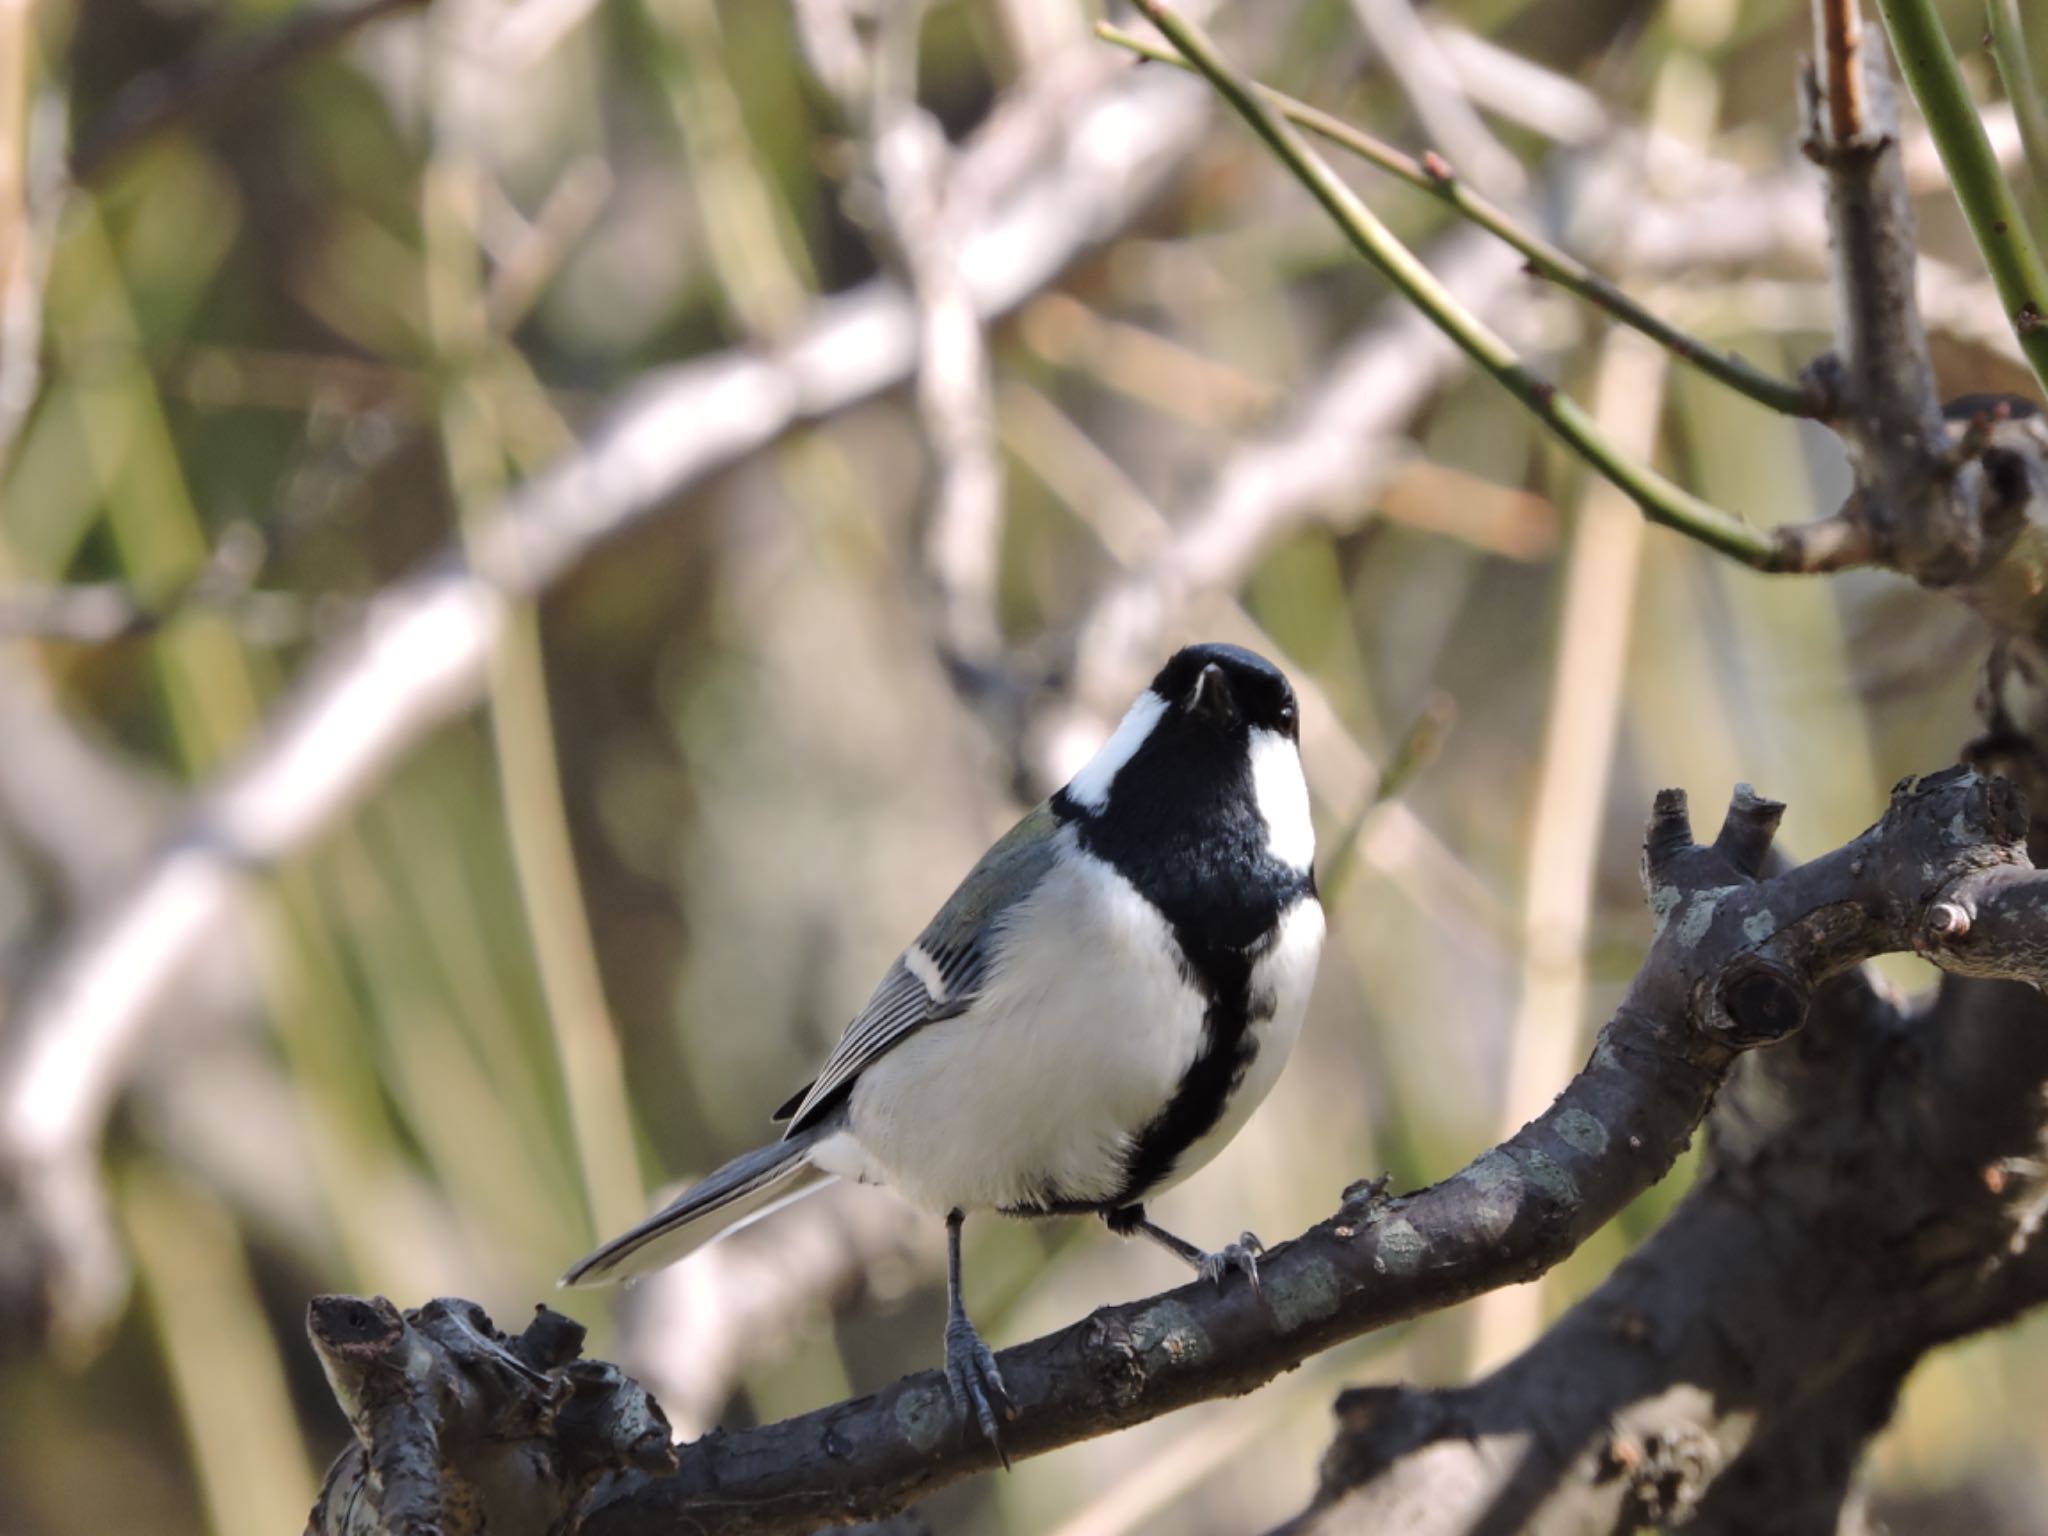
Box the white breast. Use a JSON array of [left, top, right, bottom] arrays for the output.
[[829, 828, 1210, 1216]]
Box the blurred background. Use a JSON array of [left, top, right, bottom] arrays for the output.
[[0, 0, 2044, 1531]]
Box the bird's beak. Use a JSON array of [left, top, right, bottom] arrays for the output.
[[1186, 663, 1239, 729]]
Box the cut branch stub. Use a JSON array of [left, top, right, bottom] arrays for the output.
[[1643, 771, 2028, 1052], [306, 1295, 674, 1536], [1642, 787, 1695, 887], [1278, 775, 2040, 1536], [1711, 783, 1787, 879], [550, 773, 2035, 1536], [1711, 955, 1812, 1047], [304, 776, 2036, 1536]]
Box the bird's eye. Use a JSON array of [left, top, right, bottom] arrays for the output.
[[1279, 702, 1297, 725]]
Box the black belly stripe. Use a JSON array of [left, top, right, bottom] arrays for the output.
[[1110, 990, 1258, 1206], [1027, 787, 1314, 1214]]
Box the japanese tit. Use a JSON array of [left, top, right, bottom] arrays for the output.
[[563, 642, 1325, 1461]]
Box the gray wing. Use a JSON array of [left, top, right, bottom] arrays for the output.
[[778, 801, 1062, 1136]]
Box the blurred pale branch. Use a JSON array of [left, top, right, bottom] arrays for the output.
[[809, 0, 1008, 674], [20, 3, 2048, 1531], [620, 1180, 935, 1440], [1097, 21, 1825, 420], [1469, 323, 1666, 1372], [1128, 0, 1862, 573], [1346, 0, 1524, 203], [0, 43, 1209, 1349], [0, 525, 305, 645], [1425, 14, 2029, 196], [1060, 228, 1519, 756], [0, 66, 66, 490]]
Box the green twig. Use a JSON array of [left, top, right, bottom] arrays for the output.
[[1099, 22, 1822, 419], [1878, 0, 2048, 397], [1319, 691, 1455, 913], [1988, 0, 2048, 224], [1126, 0, 1788, 571]]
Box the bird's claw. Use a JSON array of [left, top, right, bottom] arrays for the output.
[[1197, 1231, 1266, 1299], [944, 1315, 1015, 1468]]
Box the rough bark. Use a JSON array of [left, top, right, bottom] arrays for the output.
[[1275, 4, 2048, 1524], [1281, 962, 2048, 1534], [305, 772, 2036, 1533]]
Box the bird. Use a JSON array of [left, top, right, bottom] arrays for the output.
[[561, 642, 1325, 1461]]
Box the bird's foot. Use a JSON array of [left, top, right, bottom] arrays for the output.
[[1196, 1231, 1265, 1299], [944, 1314, 1015, 1468]]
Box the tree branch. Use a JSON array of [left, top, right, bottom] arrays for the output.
[[307, 771, 2032, 1534], [306, 1295, 675, 1535], [0, 48, 1211, 1349], [1806, 5, 1958, 578], [1280, 926, 2048, 1536], [1268, 19, 2048, 1517], [1683, 1351, 1905, 1536], [1096, 21, 1826, 419], [1130, 0, 1806, 571], [1877, 0, 2048, 398], [616, 1182, 936, 1440]]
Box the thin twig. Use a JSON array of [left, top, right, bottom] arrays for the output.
[[1987, 0, 2048, 232], [1098, 23, 1823, 419], [1314, 691, 1455, 914], [1125, 1, 1814, 571], [1805, 6, 1960, 575], [1055, 223, 1516, 776], [1428, 13, 2029, 202], [1876, 0, 2048, 397], [1822, 0, 1868, 143]]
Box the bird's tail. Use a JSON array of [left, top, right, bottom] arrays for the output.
[[559, 1124, 835, 1287]]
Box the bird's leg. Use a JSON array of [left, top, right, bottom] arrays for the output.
[[942, 1209, 1014, 1466], [1103, 1204, 1265, 1299]]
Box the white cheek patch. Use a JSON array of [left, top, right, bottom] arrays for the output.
[[1063, 689, 1168, 813], [1249, 727, 1314, 871]]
